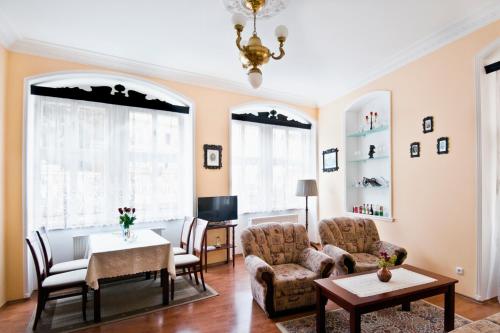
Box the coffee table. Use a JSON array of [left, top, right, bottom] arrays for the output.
[[314, 264, 458, 333]]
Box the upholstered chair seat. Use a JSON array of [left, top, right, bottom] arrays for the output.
[[319, 217, 407, 276], [241, 222, 334, 317], [50, 259, 89, 275]]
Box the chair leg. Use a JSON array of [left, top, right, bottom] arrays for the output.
[[199, 263, 206, 291], [153, 271, 158, 281], [193, 266, 200, 285], [186, 267, 192, 280], [82, 285, 87, 321], [33, 289, 47, 330], [170, 276, 175, 301]]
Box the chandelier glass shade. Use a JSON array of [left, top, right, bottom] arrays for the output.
[[231, 0, 288, 89]]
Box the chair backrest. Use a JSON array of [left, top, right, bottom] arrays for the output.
[[318, 217, 380, 253], [36, 227, 53, 270], [180, 216, 195, 248], [240, 222, 310, 266], [26, 238, 46, 290], [191, 218, 209, 255]]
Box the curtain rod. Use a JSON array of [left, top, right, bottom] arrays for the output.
[[231, 110, 312, 130]]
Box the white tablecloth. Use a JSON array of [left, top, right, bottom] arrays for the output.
[[332, 268, 437, 297], [85, 229, 175, 289]]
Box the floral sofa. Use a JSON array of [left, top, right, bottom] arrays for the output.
[[241, 222, 334, 317], [452, 312, 500, 332], [318, 217, 407, 276]]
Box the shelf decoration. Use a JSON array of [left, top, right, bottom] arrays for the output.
[[322, 148, 339, 172], [204, 144, 223, 169], [423, 116, 433, 133], [437, 137, 449, 155], [410, 142, 420, 158]]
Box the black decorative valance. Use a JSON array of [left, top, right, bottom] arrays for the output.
[[30, 84, 190, 114], [231, 110, 311, 130], [485, 61, 500, 74]]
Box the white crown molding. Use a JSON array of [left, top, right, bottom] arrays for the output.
[[317, 2, 500, 107], [8, 38, 317, 108], [0, 10, 20, 48]]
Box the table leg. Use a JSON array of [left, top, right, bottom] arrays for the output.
[[93, 286, 101, 323], [444, 284, 455, 332], [350, 310, 361, 333], [226, 227, 230, 264], [161, 269, 169, 306], [232, 226, 235, 268], [204, 231, 208, 273], [316, 287, 326, 333], [402, 301, 411, 311]]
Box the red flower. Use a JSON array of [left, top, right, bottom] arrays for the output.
[[132, 208, 136, 214], [118, 208, 124, 214]]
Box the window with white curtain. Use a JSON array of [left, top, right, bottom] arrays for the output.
[[231, 113, 314, 214], [27, 94, 193, 230]]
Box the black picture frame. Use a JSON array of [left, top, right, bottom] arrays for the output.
[[322, 148, 339, 172], [410, 142, 420, 158], [423, 116, 433, 133], [437, 137, 449, 155], [203, 144, 222, 169]]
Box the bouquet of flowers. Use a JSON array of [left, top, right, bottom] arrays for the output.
[[118, 207, 136, 229], [378, 251, 397, 268]]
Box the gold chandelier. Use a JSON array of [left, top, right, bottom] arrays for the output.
[[231, 0, 288, 89]]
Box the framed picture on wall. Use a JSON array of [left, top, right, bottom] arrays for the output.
[[437, 137, 449, 154], [423, 116, 434, 133], [410, 142, 420, 158], [322, 148, 339, 172], [204, 144, 222, 169]]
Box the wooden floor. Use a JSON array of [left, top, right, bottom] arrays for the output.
[[1, 256, 499, 333]]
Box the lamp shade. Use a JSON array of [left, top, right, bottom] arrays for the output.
[[296, 179, 318, 197]]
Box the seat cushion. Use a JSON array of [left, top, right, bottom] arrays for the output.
[[174, 254, 199, 266], [173, 247, 187, 255], [50, 259, 89, 274], [272, 263, 318, 297], [42, 269, 87, 288], [451, 320, 500, 332], [351, 253, 379, 272]]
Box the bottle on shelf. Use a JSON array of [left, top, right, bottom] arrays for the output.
[[380, 205, 384, 217], [370, 204, 374, 215]]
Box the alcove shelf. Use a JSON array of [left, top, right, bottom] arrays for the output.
[[344, 91, 393, 221]]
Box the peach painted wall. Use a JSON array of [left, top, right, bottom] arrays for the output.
[[0, 44, 7, 307], [3, 52, 316, 300], [318, 20, 500, 298]]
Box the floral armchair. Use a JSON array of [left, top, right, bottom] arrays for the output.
[[319, 217, 407, 276], [241, 223, 334, 317]]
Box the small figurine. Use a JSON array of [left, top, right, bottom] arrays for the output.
[[368, 145, 376, 159]]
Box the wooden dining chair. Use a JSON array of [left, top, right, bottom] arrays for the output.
[[36, 227, 88, 275], [171, 218, 208, 300], [26, 237, 88, 330], [173, 216, 196, 255]]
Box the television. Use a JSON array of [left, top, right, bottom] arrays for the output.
[[197, 196, 238, 222]]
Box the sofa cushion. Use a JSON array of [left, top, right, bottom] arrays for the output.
[[351, 252, 379, 272], [319, 218, 380, 253], [272, 263, 318, 296], [451, 319, 500, 332]]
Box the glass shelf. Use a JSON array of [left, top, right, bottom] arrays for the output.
[[350, 186, 389, 190], [347, 125, 389, 138], [347, 155, 389, 163]]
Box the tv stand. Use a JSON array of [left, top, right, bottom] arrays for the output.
[[204, 221, 238, 272]]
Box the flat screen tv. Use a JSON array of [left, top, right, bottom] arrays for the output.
[[197, 196, 238, 222]]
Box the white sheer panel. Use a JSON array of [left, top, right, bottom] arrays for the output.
[[28, 96, 193, 230], [231, 120, 314, 214]]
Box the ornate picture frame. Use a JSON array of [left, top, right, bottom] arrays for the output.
[[322, 148, 339, 172], [203, 144, 222, 169], [410, 142, 420, 158], [423, 116, 433, 133], [437, 137, 449, 155]]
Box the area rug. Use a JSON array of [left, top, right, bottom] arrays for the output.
[[276, 300, 471, 333], [27, 276, 218, 333]]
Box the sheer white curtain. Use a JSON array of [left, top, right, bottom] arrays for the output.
[[231, 120, 314, 214], [27, 95, 193, 230]]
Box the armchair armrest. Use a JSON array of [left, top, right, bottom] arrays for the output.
[[299, 248, 334, 277], [370, 240, 407, 265], [244, 255, 275, 285], [323, 244, 356, 275]]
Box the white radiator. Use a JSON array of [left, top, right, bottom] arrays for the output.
[[73, 235, 89, 259], [250, 214, 299, 225]]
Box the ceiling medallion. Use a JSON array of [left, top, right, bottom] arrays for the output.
[[223, 0, 289, 19], [227, 0, 289, 89]]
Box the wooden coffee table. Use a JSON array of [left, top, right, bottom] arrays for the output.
[[314, 265, 458, 333]]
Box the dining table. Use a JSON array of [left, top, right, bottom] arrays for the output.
[[85, 229, 176, 322]]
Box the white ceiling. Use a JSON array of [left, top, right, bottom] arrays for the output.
[[0, 0, 499, 106]]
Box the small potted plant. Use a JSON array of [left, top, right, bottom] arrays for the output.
[[377, 251, 397, 282], [118, 207, 136, 240]]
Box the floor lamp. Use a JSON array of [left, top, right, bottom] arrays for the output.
[[296, 179, 318, 231]]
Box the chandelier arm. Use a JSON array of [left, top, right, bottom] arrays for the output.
[[235, 27, 245, 52], [271, 41, 285, 60]]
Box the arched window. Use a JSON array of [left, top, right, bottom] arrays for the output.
[[230, 103, 316, 214], [25, 73, 194, 230]]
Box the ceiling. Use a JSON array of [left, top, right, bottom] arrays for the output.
[[0, 0, 499, 106]]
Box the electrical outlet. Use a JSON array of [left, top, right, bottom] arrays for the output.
[[456, 267, 464, 275]]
